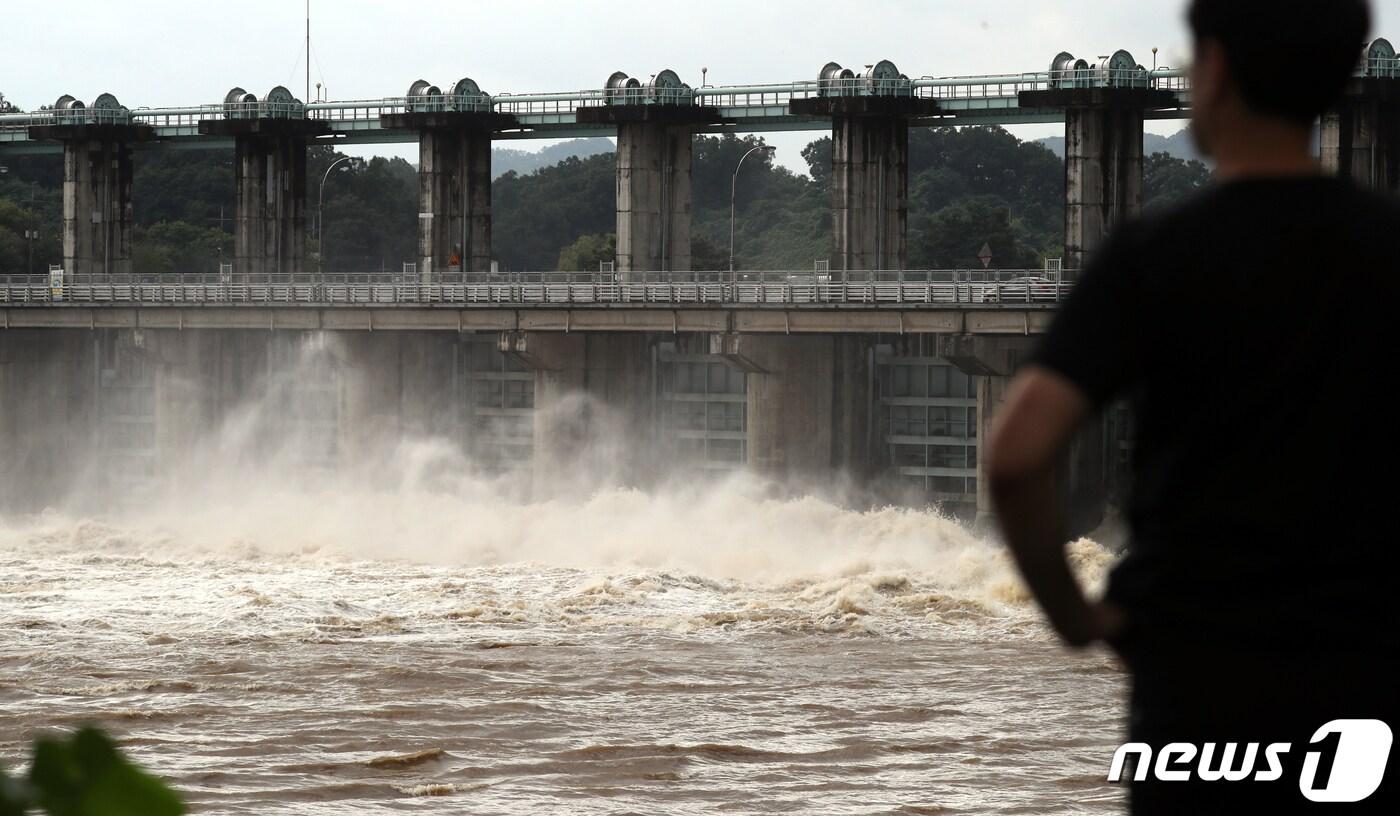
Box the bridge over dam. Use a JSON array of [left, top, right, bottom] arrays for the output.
[[1, 41, 1396, 280], [1, 41, 1396, 529]]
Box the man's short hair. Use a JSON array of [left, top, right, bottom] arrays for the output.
[[1189, 0, 1371, 125]]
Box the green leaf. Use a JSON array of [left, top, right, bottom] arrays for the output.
[[0, 764, 33, 816], [29, 728, 184, 816]]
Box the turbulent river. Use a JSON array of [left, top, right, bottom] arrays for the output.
[[0, 454, 1127, 814]]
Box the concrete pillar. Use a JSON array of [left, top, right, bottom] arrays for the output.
[[198, 119, 328, 278], [0, 329, 98, 512], [1321, 80, 1400, 191], [577, 105, 720, 275], [939, 333, 1107, 536], [788, 96, 938, 275], [615, 122, 693, 273], [59, 137, 136, 276], [26, 122, 155, 276], [145, 330, 228, 476], [1018, 87, 1173, 274], [379, 112, 515, 277], [27, 123, 152, 277], [232, 133, 309, 276], [27, 119, 152, 277], [417, 129, 493, 276], [732, 334, 873, 482], [1063, 105, 1144, 271], [830, 115, 908, 272], [334, 332, 404, 462], [973, 373, 1012, 526], [499, 332, 655, 490], [398, 331, 459, 438]]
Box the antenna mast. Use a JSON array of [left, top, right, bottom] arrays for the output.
[[305, 1, 311, 102]]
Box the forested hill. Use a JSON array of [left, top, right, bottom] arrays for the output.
[[493, 138, 614, 178], [0, 126, 1209, 275]]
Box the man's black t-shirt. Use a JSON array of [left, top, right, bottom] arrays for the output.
[[1032, 176, 1399, 656]]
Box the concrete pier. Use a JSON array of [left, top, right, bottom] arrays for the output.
[[380, 112, 517, 277], [939, 333, 1106, 536], [1321, 79, 1400, 191], [790, 97, 938, 273], [418, 128, 491, 275], [200, 120, 329, 276], [0, 330, 95, 510], [724, 333, 874, 482], [1019, 87, 1175, 273], [577, 106, 719, 274], [499, 331, 655, 489], [831, 114, 906, 272], [27, 124, 153, 277]]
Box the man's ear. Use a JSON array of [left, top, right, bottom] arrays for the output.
[[1191, 38, 1231, 112]]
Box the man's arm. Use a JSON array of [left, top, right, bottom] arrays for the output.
[[987, 366, 1123, 648]]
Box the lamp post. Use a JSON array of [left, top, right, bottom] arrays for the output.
[[729, 144, 775, 280], [317, 155, 351, 275]]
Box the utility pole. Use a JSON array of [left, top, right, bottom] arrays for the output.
[[305, 1, 311, 104], [729, 144, 775, 279]]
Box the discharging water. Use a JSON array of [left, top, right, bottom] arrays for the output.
[[0, 454, 1127, 815]]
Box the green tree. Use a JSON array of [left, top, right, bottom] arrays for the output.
[[135, 222, 231, 274], [1143, 151, 1212, 212], [557, 232, 616, 271], [801, 138, 831, 195], [691, 134, 826, 270], [493, 154, 616, 271], [691, 234, 727, 271], [910, 197, 1044, 270]]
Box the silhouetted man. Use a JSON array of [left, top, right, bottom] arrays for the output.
[[987, 0, 1397, 812]]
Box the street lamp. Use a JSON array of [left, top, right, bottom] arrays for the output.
[[729, 144, 775, 279], [317, 155, 351, 275]]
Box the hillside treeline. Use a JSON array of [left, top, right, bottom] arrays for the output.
[[0, 127, 1209, 275]]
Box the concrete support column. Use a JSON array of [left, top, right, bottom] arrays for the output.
[[60, 137, 136, 276], [1018, 87, 1172, 274], [380, 112, 515, 278], [418, 129, 493, 275], [973, 373, 1011, 526], [334, 333, 403, 462], [199, 119, 328, 278], [577, 105, 718, 275], [232, 133, 309, 277], [788, 96, 937, 276], [1321, 80, 1400, 191], [0, 330, 97, 511], [734, 334, 873, 482], [397, 332, 460, 439], [1063, 105, 1144, 271], [939, 332, 1107, 536], [830, 115, 907, 273], [615, 122, 693, 273], [145, 330, 229, 477], [500, 332, 655, 491]]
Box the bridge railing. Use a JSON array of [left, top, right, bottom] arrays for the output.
[[0, 270, 1071, 307], [0, 67, 1196, 135], [0, 269, 1059, 284]]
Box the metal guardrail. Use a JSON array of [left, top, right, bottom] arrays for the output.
[[8, 53, 1400, 136], [0, 68, 1193, 135], [0, 270, 1071, 307]]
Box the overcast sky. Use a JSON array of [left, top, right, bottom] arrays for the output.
[[5, 0, 1396, 172]]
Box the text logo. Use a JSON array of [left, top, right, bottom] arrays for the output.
[[1108, 720, 1392, 803]]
